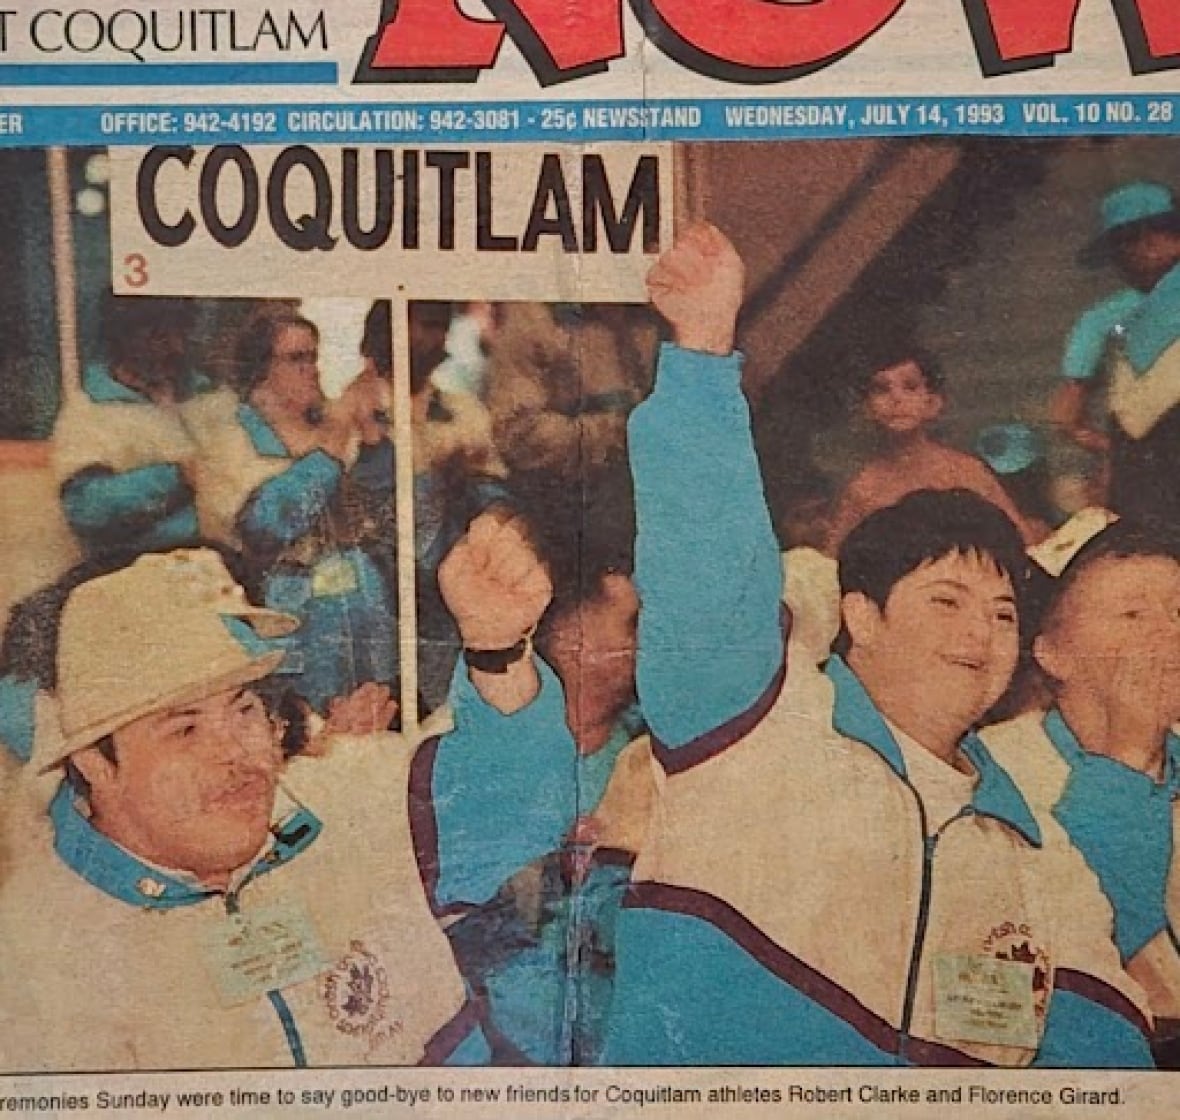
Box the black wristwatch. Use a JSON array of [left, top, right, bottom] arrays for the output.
[[463, 638, 529, 674]]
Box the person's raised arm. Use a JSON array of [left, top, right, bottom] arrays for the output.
[[422, 513, 577, 910], [630, 226, 785, 752]]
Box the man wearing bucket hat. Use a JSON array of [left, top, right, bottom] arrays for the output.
[[0, 545, 539, 1070], [1052, 182, 1180, 522]]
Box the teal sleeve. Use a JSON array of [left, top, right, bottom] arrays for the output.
[[61, 463, 189, 536], [431, 658, 577, 908], [628, 344, 784, 749], [1052, 761, 1172, 961], [1128, 265, 1180, 373], [1063, 290, 1145, 381], [238, 451, 342, 549], [1032, 987, 1153, 1068]]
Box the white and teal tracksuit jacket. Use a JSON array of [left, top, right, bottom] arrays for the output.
[[598, 344, 1153, 1068], [0, 729, 498, 1070]]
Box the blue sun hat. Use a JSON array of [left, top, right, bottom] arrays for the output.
[[1079, 181, 1180, 266], [975, 422, 1043, 476]]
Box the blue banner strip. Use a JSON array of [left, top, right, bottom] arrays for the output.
[[0, 95, 1176, 145], [0, 62, 337, 87]]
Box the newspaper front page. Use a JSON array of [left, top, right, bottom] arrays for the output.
[[2, 1, 1180, 1116]]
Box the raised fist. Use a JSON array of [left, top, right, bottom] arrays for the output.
[[303, 682, 400, 756], [439, 511, 552, 651], [646, 223, 744, 356]]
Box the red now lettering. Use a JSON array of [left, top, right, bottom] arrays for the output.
[[638, 0, 905, 83], [355, 0, 504, 82], [354, 0, 1180, 85], [963, 0, 1180, 76], [355, 0, 899, 84], [354, 0, 624, 85]]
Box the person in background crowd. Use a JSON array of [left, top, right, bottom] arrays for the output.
[[485, 304, 657, 483], [983, 518, 1180, 1065], [777, 475, 835, 554], [598, 225, 1150, 1066], [0, 576, 74, 769], [351, 301, 510, 711], [444, 502, 654, 1064], [975, 423, 1060, 543], [407, 513, 583, 1058], [826, 349, 1038, 551], [53, 295, 207, 559], [183, 310, 395, 715], [1051, 182, 1180, 523], [0, 543, 593, 1068]]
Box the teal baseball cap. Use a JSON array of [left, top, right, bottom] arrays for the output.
[[1080, 181, 1180, 266]]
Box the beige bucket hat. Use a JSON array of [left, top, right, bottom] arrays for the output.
[[46, 549, 297, 769]]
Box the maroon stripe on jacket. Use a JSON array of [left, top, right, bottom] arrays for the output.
[[651, 606, 791, 777], [1054, 968, 1152, 1039], [903, 1035, 990, 1067], [407, 735, 468, 919], [420, 998, 484, 1065], [625, 880, 989, 1067]]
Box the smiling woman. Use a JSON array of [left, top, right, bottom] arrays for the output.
[[984, 519, 1180, 1051]]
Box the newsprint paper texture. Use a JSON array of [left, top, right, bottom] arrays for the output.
[[3, 1, 1180, 1117]]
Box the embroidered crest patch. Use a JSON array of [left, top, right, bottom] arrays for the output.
[[984, 920, 1052, 1022], [321, 940, 402, 1043]]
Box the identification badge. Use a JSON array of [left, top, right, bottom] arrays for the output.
[[312, 554, 359, 597], [933, 953, 1038, 1050], [201, 900, 329, 1006]]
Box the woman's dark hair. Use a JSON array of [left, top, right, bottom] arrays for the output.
[[104, 294, 196, 372], [233, 310, 319, 396], [362, 300, 454, 395]]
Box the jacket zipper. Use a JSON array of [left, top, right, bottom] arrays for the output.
[[223, 891, 309, 1067], [897, 799, 974, 1064]]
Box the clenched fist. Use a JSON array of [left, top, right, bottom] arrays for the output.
[[439, 512, 552, 651], [646, 223, 744, 357]]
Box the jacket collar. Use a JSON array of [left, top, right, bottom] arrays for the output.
[[83, 362, 149, 404], [237, 403, 289, 458], [51, 782, 322, 910], [826, 655, 1042, 846], [1043, 706, 1180, 794], [1127, 259, 1180, 373]]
